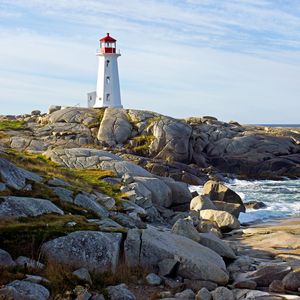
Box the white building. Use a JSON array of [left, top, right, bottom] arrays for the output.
[[88, 33, 122, 108]]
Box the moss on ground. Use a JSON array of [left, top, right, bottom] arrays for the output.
[[126, 134, 155, 156], [0, 214, 98, 259], [0, 120, 25, 131]]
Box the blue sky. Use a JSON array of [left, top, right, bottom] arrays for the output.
[[0, 0, 300, 123]]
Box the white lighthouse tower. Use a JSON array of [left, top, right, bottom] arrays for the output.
[[87, 33, 122, 108]]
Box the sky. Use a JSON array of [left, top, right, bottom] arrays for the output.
[[0, 0, 300, 123]]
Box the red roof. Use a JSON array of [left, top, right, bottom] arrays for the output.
[[100, 33, 116, 42]]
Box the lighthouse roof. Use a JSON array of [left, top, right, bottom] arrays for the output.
[[100, 33, 116, 42]]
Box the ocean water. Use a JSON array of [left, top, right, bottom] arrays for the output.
[[190, 179, 300, 224]]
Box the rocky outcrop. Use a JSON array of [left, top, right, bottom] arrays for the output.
[[148, 116, 192, 162], [41, 231, 122, 273], [98, 108, 132, 146], [0, 196, 64, 218], [124, 226, 229, 285]]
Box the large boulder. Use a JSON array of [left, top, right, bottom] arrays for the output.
[[124, 226, 229, 285], [0, 280, 50, 300], [41, 231, 122, 273], [160, 177, 192, 205], [0, 158, 42, 190], [199, 209, 240, 231], [190, 195, 216, 211], [202, 180, 244, 207], [148, 116, 192, 163], [212, 201, 243, 218], [98, 108, 132, 146], [282, 269, 300, 291], [171, 219, 200, 242], [198, 232, 236, 259], [0, 249, 16, 267], [0, 196, 64, 218], [133, 176, 172, 207]]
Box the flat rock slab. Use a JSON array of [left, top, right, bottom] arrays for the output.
[[0, 157, 42, 190], [0, 196, 64, 218], [42, 231, 122, 273]]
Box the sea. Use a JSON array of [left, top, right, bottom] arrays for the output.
[[190, 124, 300, 225]]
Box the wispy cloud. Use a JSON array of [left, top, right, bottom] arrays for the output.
[[0, 0, 299, 123]]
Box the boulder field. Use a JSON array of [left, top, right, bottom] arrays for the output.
[[1, 106, 299, 181], [0, 107, 299, 300]]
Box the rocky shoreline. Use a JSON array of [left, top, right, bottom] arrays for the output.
[[0, 107, 299, 300]]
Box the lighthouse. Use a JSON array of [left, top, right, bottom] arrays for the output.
[[87, 33, 122, 108]]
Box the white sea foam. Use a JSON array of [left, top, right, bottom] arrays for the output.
[[190, 178, 300, 224]]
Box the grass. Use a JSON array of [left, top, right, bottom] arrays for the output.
[[126, 134, 155, 156], [0, 214, 99, 259], [96, 107, 106, 125], [0, 120, 25, 131], [3, 149, 122, 198]]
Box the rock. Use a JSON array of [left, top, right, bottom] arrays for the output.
[[133, 176, 172, 207], [212, 201, 243, 218], [47, 177, 71, 187], [247, 265, 291, 287], [199, 209, 240, 231], [48, 105, 61, 114], [74, 192, 109, 218], [0, 183, 6, 191], [42, 231, 122, 273], [146, 273, 162, 286], [211, 287, 234, 300], [48, 107, 98, 124], [111, 212, 146, 229], [149, 116, 192, 163], [122, 173, 134, 184], [269, 280, 285, 293], [0, 248, 16, 267], [174, 288, 195, 299], [202, 180, 245, 212], [31, 110, 41, 116], [106, 283, 136, 300], [98, 108, 132, 146], [196, 288, 212, 300], [0, 157, 42, 190], [158, 259, 179, 277], [0, 196, 64, 218], [183, 279, 217, 292], [198, 232, 236, 259], [282, 268, 300, 291], [0, 280, 50, 300], [190, 195, 216, 211], [93, 191, 116, 210], [160, 177, 192, 205], [24, 275, 49, 284], [15, 256, 44, 269], [233, 280, 257, 289], [245, 201, 267, 210], [164, 278, 185, 291], [73, 267, 92, 285], [125, 226, 229, 284], [52, 187, 74, 203], [171, 218, 200, 242]]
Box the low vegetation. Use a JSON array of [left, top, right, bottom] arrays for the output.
[[0, 120, 25, 131]]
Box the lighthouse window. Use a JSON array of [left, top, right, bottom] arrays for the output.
[[106, 76, 110, 84], [106, 94, 110, 101], [106, 60, 110, 67]]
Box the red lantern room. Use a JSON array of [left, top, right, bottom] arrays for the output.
[[100, 33, 117, 54]]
